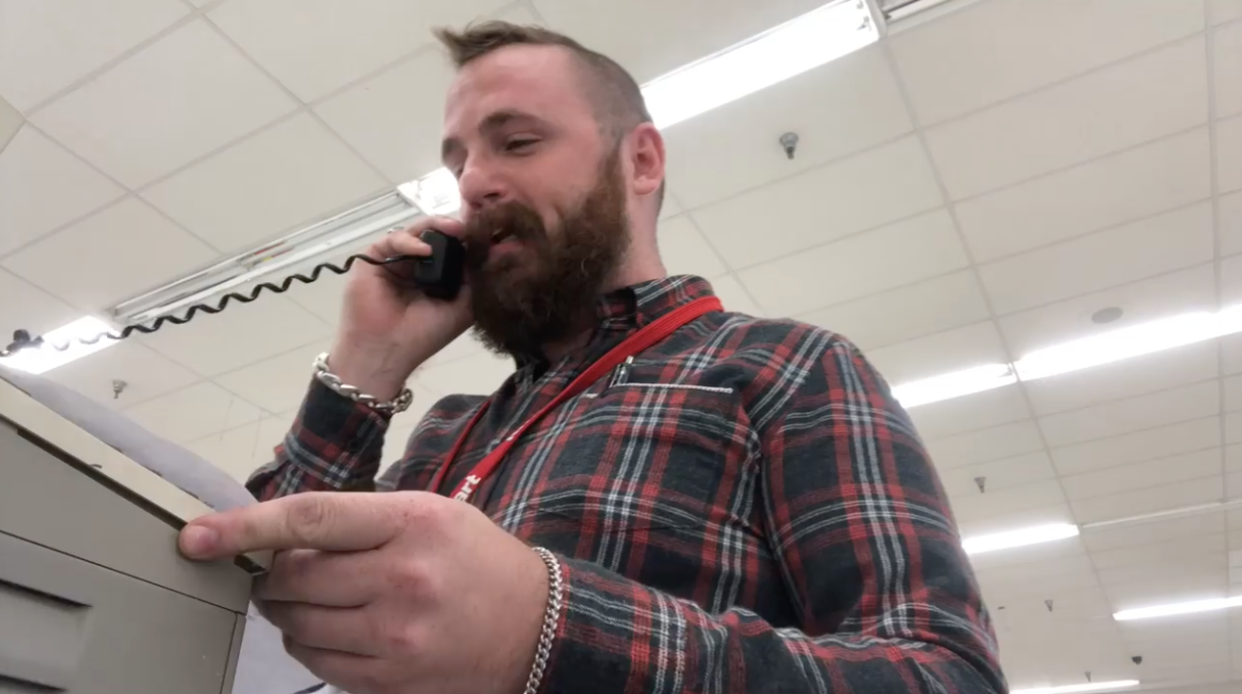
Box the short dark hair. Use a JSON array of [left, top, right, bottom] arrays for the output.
[[434, 21, 664, 211]]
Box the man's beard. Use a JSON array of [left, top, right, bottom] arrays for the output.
[[462, 151, 630, 361]]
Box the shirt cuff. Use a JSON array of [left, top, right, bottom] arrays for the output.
[[539, 555, 686, 694], [290, 378, 392, 486]]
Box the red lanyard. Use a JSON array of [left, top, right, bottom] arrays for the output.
[[429, 296, 722, 503]]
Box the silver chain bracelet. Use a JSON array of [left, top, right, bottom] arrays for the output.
[[312, 352, 413, 414], [525, 547, 565, 694]]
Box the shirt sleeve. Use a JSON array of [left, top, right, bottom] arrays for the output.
[[538, 332, 1006, 694], [247, 379, 391, 501]]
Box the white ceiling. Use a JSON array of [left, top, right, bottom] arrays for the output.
[[1, 0, 1241, 690]]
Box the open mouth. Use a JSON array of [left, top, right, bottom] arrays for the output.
[[490, 227, 515, 245]]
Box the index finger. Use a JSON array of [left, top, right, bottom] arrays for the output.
[[179, 492, 402, 560]]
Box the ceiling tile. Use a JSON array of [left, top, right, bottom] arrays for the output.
[[710, 274, 765, 317], [2, 198, 218, 310], [141, 113, 388, 253], [957, 503, 1076, 540], [312, 48, 456, 185], [925, 419, 1045, 470], [1071, 475, 1224, 524], [254, 411, 297, 461], [44, 341, 200, 410], [1228, 375, 1242, 413], [1229, 471, 1242, 498], [214, 341, 327, 414], [123, 380, 263, 443], [277, 239, 377, 328], [1219, 254, 1242, 303], [972, 554, 1097, 596], [1220, 191, 1242, 257], [535, 0, 827, 84], [0, 126, 125, 257], [1226, 411, 1242, 444], [663, 44, 913, 211], [924, 37, 1209, 200], [1038, 380, 1220, 447], [208, 0, 513, 102], [908, 383, 1031, 441], [977, 201, 1214, 315], [867, 321, 1007, 385], [657, 215, 727, 279], [998, 265, 1216, 356], [950, 479, 1068, 524], [0, 268, 78, 339], [1215, 21, 1242, 119], [137, 295, 330, 377], [954, 128, 1211, 262], [1022, 341, 1220, 416], [1230, 444, 1242, 472], [1062, 448, 1223, 501], [185, 420, 271, 482], [658, 190, 684, 221], [800, 271, 988, 352], [31, 20, 297, 188], [738, 209, 967, 317], [1083, 513, 1226, 554], [1219, 114, 1242, 194], [890, 0, 1203, 126], [0, 0, 189, 111], [1221, 333, 1242, 375], [692, 137, 942, 270], [1051, 416, 1222, 477], [0, 94, 20, 149], [1209, 0, 1242, 24], [417, 349, 514, 397], [937, 450, 1056, 499]]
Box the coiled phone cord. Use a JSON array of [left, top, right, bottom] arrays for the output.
[[0, 253, 418, 359]]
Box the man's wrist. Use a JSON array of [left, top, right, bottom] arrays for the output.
[[326, 337, 420, 401]]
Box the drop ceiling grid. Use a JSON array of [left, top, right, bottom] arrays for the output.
[[882, 17, 1134, 683], [1, 2, 1241, 688]]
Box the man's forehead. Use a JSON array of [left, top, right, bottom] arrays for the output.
[[443, 44, 591, 124]]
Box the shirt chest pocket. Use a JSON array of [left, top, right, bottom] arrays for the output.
[[519, 381, 759, 537]]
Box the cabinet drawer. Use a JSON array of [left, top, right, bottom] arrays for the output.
[[0, 531, 239, 694]]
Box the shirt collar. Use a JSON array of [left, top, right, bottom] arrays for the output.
[[513, 275, 718, 378], [596, 275, 718, 330]]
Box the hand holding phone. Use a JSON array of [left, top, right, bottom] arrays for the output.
[[327, 217, 474, 401]]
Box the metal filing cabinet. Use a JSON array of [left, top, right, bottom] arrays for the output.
[[0, 402, 254, 693]]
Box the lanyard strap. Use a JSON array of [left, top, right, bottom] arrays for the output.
[[429, 296, 723, 503]]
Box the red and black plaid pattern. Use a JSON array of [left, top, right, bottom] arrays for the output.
[[250, 276, 1005, 694]]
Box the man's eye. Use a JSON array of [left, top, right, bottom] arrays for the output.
[[505, 139, 538, 152]]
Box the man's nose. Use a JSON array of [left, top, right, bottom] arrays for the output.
[[457, 162, 508, 212]]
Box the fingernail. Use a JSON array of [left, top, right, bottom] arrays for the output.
[[181, 524, 219, 556]]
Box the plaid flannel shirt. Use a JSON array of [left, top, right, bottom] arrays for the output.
[[250, 275, 1005, 694]]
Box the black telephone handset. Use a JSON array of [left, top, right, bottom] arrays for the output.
[[1, 228, 470, 358], [390, 229, 465, 300]]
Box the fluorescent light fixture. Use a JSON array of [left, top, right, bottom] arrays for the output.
[[0, 317, 118, 374], [113, 192, 424, 325], [1014, 306, 1242, 381], [1010, 680, 1140, 694], [890, 363, 1016, 408], [642, 0, 879, 129], [1113, 595, 1242, 621], [398, 167, 462, 217], [961, 523, 1080, 556]]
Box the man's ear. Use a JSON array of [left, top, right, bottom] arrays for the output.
[[628, 122, 665, 199]]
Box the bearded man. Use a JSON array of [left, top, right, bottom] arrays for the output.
[[180, 21, 1004, 694]]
